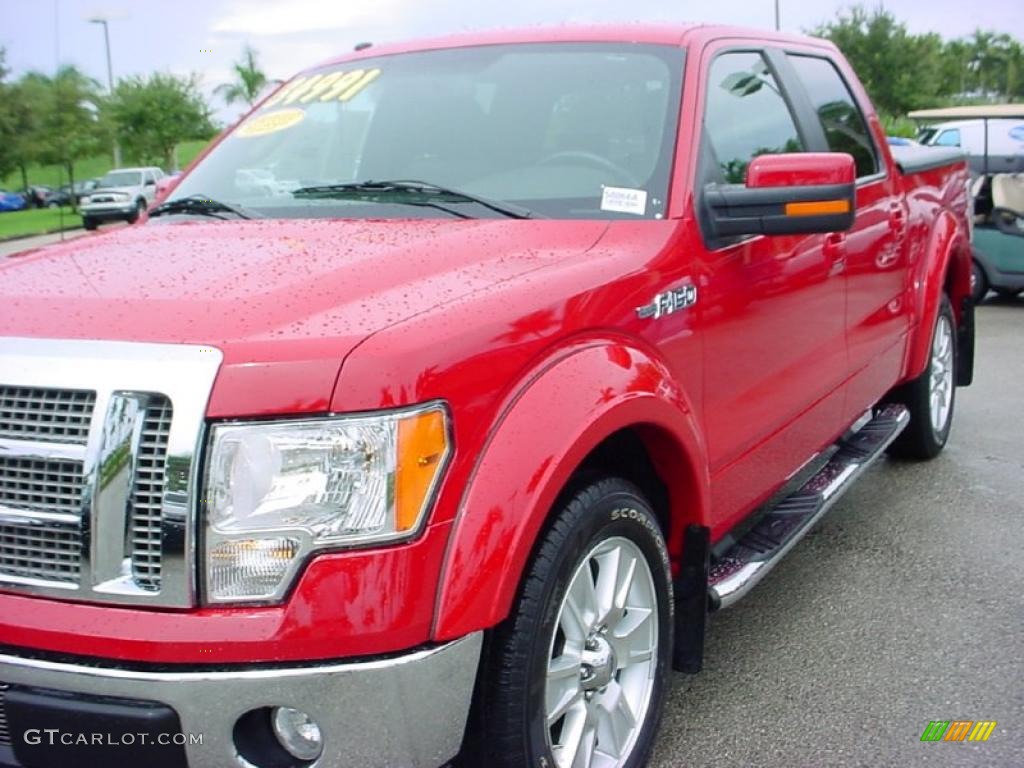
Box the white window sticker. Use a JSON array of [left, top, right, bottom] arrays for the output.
[[601, 186, 648, 216]]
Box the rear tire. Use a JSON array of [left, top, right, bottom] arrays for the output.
[[994, 288, 1023, 299], [888, 295, 956, 460], [970, 260, 988, 304], [466, 477, 673, 768]]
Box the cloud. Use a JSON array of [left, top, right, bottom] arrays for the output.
[[212, 0, 409, 37]]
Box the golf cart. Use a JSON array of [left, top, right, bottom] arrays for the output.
[[909, 105, 1024, 302]]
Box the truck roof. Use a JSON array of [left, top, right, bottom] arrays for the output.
[[312, 24, 837, 73]]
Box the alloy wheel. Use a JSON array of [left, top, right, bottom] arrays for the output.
[[929, 313, 954, 434], [545, 536, 659, 768]]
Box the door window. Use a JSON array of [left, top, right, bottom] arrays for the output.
[[787, 55, 879, 178], [934, 129, 962, 147], [703, 52, 804, 184]]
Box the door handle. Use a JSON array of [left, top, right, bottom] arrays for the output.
[[823, 232, 846, 274], [889, 204, 907, 235]]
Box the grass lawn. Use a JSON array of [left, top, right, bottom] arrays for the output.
[[0, 207, 83, 240], [1, 139, 211, 190]]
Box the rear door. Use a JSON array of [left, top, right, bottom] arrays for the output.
[[693, 44, 849, 535], [782, 52, 909, 421]]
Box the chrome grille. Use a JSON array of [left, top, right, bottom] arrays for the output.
[[0, 389, 89, 587], [0, 338, 221, 608], [0, 521, 80, 583], [0, 457, 86, 515], [0, 386, 94, 444], [129, 397, 173, 590], [0, 683, 9, 746]]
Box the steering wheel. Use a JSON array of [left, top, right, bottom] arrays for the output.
[[537, 150, 641, 188]]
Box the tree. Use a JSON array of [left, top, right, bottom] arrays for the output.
[[16, 67, 105, 196], [0, 48, 18, 181], [938, 39, 973, 98], [0, 50, 38, 188], [109, 73, 216, 169], [3, 80, 46, 191], [215, 45, 272, 107], [935, 32, 1023, 102], [811, 6, 946, 116]]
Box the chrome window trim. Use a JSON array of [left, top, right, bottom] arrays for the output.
[[0, 338, 223, 607]]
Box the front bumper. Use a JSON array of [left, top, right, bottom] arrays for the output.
[[80, 203, 136, 219], [0, 632, 481, 768]]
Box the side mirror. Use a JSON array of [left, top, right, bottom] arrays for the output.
[[145, 179, 156, 187], [705, 152, 856, 238]]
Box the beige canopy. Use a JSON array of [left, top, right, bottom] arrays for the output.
[[908, 105, 1024, 121]]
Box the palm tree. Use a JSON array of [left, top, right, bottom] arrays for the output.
[[215, 45, 272, 107]]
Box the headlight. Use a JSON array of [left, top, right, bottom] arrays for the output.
[[80, 196, 91, 204], [112, 192, 130, 201], [203, 403, 451, 603]]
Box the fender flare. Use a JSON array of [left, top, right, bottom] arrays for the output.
[[905, 209, 970, 381], [431, 340, 708, 642]]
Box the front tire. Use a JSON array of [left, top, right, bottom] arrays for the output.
[[888, 295, 957, 460], [469, 478, 673, 768], [82, 217, 97, 231], [128, 199, 145, 223]]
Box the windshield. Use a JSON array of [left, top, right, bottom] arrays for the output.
[[170, 43, 684, 220], [99, 171, 143, 188]]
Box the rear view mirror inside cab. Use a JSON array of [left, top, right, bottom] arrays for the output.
[[705, 152, 856, 238]]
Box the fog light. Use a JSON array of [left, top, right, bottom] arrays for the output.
[[207, 537, 300, 601], [272, 707, 323, 762]]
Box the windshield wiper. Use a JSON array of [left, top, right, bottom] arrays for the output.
[[149, 195, 259, 220], [291, 180, 539, 219]]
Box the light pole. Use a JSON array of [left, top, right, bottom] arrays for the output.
[[774, 0, 781, 31], [89, 16, 122, 166]]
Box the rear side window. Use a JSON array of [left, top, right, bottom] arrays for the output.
[[703, 52, 804, 184], [935, 129, 961, 147], [787, 55, 878, 178]]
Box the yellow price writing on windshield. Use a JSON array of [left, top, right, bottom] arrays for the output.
[[263, 68, 382, 109]]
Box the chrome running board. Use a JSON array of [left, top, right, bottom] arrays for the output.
[[709, 404, 909, 610]]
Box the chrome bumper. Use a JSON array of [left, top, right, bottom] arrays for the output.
[[80, 203, 135, 215], [0, 632, 482, 768]]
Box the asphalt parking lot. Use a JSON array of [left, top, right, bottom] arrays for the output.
[[652, 297, 1024, 767]]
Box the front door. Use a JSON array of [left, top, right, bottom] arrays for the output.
[[693, 46, 849, 537]]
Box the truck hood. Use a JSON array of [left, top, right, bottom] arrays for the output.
[[0, 218, 607, 414], [88, 185, 139, 196]]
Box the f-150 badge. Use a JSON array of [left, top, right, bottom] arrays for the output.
[[637, 284, 698, 320]]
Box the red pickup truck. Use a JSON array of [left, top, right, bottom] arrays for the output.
[[0, 24, 973, 768]]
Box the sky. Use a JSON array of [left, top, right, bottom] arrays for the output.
[[2, 0, 1023, 123]]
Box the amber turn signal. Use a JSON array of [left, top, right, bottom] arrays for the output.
[[784, 199, 851, 217], [395, 408, 450, 532]]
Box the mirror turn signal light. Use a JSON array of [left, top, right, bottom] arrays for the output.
[[785, 199, 852, 217]]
